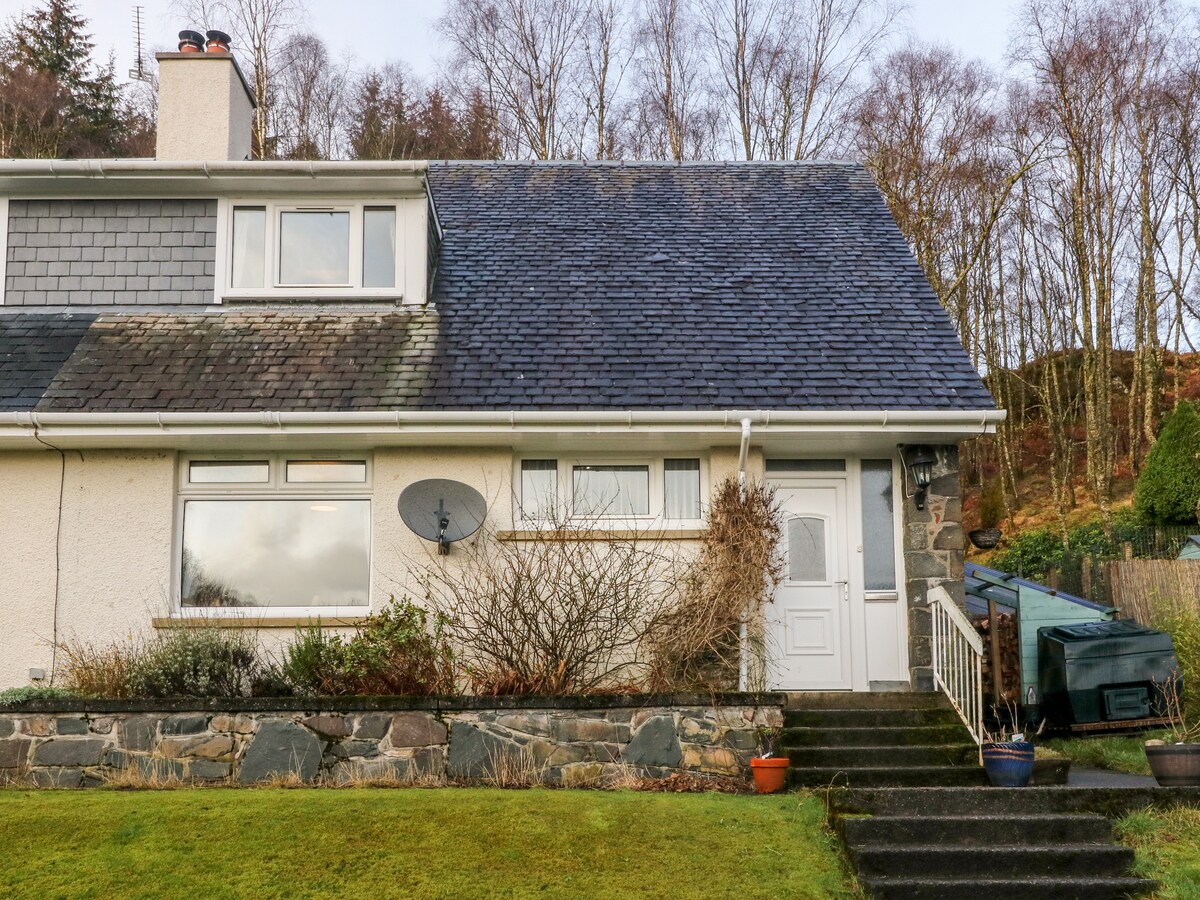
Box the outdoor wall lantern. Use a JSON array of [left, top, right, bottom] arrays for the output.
[[902, 444, 937, 510]]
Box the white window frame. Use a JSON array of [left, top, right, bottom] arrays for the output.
[[215, 198, 403, 302], [174, 451, 374, 618], [514, 454, 707, 529]]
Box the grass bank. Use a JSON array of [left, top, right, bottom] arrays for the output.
[[1117, 805, 1200, 899], [0, 787, 855, 899], [1042, 733, 1163, 776]]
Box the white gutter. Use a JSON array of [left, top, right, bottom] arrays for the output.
[[0, 409, 1005, 430], [0, 159, 430, 195], [0, 159, 428, 177], [0, 407, 1003, 449]]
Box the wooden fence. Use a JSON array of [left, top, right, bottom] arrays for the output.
[[1106, 559, 1200, 623]]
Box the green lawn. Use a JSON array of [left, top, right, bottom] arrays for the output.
[[1117, 806, 1200, 899], [0, 788, 855, 899], [1043, 733, 1165, 776]]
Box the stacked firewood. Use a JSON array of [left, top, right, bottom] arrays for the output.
[[974, 611, 1022, 702]]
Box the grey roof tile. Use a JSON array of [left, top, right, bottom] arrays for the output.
[[1, 161, 994, 413]]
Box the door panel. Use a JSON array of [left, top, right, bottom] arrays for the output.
[[765, 480, 851, 690]]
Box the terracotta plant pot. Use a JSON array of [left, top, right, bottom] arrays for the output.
[[750, 756, 789, 794], [1145, 742, 1200, 786], [982, 740, 1035, 787], [969, 528, 1003, 550]]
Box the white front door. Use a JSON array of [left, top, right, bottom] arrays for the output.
[[765, 478, 854, 690]]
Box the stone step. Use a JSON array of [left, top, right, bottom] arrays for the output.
[[830, 786, 1200, 818], [849, 844, 1136, 879], [788, 744, 978, 768], [782, 725, 968, 748], [790, 766, 987, 789], [784, 692, 952, 711], [839, 813, 1114, 847], [784, 708, 962, 728], [859, 877, 1158, 899]]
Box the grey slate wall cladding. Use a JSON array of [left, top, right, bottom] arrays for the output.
[[4, 199, 216, 306]]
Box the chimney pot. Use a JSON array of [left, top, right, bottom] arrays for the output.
[[178, 29, 204, 52], [205, 30, 232, 53]]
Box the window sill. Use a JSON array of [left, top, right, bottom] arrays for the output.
[[154, 615, 371, 629], [496, 529, 705, 542], [220, 294, 405, 305]]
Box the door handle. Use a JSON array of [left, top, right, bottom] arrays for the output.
[[834, 580, 849, 601]]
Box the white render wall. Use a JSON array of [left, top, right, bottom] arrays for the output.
[[0, 445, 753, 688]]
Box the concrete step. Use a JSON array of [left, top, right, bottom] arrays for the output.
[[830, 786, 1200, 818], [859, 877, 1158, 899], [788, 745, 978, 768], [849, 844, 1136, 879], [784, 692, 952, 711], [790, 766, 987, 789], [782, 725, 969, 747], [784, 707, 962, 728], [839, 813, 1114, 847]]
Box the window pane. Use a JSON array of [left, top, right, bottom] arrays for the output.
[[189, 460, 269, 484], [861, 459, 897, 591], [181, 499, 370, 608], [231, 207, 265, 289], [787, 517, 827, 582], [765, 459, 847, 472], [573, 465, 650, 516], [279, 210, 350, 285], [664, 459, 701, 519], [521, 459, 557, 519], [286, 460, 367, 483], [363, 207, 397, 288]]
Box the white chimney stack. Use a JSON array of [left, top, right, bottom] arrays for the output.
[[155, 30, 256, 161]]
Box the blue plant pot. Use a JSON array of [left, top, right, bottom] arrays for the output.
[[982, 741, 1035, 787]]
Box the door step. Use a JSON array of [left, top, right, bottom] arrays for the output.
[[858, 877, 1158, 900]]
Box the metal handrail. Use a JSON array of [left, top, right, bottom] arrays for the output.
[[930, 585, 984, 761]]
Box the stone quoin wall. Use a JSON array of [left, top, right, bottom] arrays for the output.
[[0, 695, 782, 788], [901, 445, 964, 691]]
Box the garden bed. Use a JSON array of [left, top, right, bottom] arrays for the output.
[[0, 693, 783, 788]]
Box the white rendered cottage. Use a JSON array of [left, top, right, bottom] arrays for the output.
[[0, 46, 1002, 692]]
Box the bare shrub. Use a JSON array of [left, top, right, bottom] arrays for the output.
[[57, 639, 144, 698], [644, 477, 783, 692], [422, 510, 684, 695]]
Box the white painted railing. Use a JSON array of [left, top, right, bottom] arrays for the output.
[[930, 585, 984, 760]]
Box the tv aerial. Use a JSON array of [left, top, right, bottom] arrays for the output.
[[398, 479, 487, 556], [129, 7, 152, 83]]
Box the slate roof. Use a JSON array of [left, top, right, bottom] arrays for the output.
[[0, 161, 996, 413]]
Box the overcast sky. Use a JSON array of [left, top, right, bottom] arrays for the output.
[[0, 0, 1020, 84]]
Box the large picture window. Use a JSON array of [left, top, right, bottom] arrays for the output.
[[178, 454, 372, 615], [517, 457, 703, 525], [223, 201, 400, 298]]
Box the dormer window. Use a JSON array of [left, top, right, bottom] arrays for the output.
[[222, 200, 400, 299]]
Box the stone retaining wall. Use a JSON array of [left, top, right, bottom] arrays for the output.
[[0, 695, 782, 788]]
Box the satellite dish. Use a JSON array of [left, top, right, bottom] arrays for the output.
[[398, 479, 487, 555]]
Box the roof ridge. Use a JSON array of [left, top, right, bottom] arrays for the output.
[[430, 158, 864, 169]]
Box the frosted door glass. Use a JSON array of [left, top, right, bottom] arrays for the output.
[[279, 211, 350, 285], [231, 207, 265, 288], [363, 207, 397, 288], [788, 517, 827, 582], [861, 459, 897, 590]]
